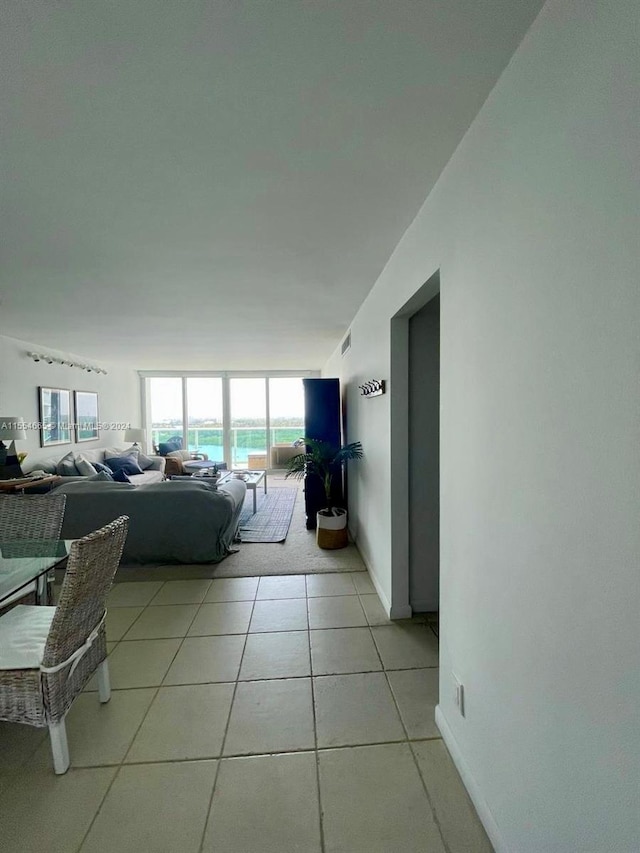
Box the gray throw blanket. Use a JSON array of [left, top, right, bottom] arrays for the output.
[[53, 478, 247, 564]]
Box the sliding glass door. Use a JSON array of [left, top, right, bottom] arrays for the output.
[[148, 378, 184, 452], [186, 378, 224, 461], [268, 378, 304, 447], [229, 378, 266, 469], [144, 374, 314, 468]]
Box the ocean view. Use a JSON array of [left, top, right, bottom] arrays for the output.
[[152, 427, 303, 466]]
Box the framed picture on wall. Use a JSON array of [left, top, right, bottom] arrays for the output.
[[74, 390, 99, 442], [39, 387, 72, 447]]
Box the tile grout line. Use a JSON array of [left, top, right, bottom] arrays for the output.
[[108, 599, 146, 641], [0, 729, 49, 789], [105, 624, 431, 639], [73, 678, 162, 853], [85, 661, 438, 695], [196, 585, 259, 853], [408, 739, 452, 853], [75, 580, 209, 852], [32, 573, 442, 852], [28, 561, 443, 818], [47, 732, 446, 777], [370, 605, 450, 853], [365, 615, 387, 672], [73, 583, 166, 853], [147, 578, 214, 606], [356, 595, 450, 852], [305, 580, 327, 853], [92, 733, 444, 767]]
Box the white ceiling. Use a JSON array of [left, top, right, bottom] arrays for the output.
[[0, 0, 544, 370]]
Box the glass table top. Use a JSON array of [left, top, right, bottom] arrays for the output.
[[0, 540, 72, 606]]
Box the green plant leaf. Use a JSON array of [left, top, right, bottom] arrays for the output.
[[284, 438, 363, 508]]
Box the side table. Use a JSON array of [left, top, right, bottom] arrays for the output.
[[0, 475, 62, 494]]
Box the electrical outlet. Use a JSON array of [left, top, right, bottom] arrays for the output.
[[453, 674, 465, 717]]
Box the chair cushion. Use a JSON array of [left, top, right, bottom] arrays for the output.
[[0, 605, 56, 670], [158, 437, 183, 456], [166, 450, 186, 461]]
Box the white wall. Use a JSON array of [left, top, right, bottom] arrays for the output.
[[0, 334, 141, 465], [324, 0, 640, 850]]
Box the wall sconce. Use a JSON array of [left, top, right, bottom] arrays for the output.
[[359, 380, 385, 397], [27, 352, 108, 375]]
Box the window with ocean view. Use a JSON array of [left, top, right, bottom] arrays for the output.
[[186, 378, 223, 461], [146, 375, 308, 469], [230, 378, 266, 468], [148, 378, 183, 452], [269, 377, 304, 447]]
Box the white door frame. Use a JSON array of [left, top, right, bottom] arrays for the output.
[[389, 269, 441, 618]]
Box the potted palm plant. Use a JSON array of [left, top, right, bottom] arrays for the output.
[[285, 438, 363, 549]]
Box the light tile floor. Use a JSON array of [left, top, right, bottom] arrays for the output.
[[0, 572, 493, 853]]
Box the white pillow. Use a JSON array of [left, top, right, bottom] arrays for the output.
[[56, 451, 78, 476], [136, 451, 154, 470], [74, 453, 98, 476]]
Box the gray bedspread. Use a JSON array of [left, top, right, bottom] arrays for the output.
[[54, 478, 247, 564]]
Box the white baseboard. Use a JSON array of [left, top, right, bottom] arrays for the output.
[[390, 601, 413, 619], [353, 539, 396, 619], [352, 540, 412, 619], [435, 705, 507, 853]]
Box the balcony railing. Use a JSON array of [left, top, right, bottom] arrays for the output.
[[151, 426, 303, 467]]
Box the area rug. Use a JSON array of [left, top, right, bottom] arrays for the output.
[[237, 487, 297, 542], [112, 478, 368, 580], [112, 544, 367, 581], [211, 544, 367, 578]]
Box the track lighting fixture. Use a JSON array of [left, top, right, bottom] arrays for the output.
[[26, 351, 108, 375]]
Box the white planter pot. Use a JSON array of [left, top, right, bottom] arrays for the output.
[[316, 508, 348, 549]]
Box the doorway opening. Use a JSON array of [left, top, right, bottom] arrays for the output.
[[408, 293, 440, 611], [389, 270, 440, 617]]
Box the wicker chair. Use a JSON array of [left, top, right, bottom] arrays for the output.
[[163, 449, 209, 476], [0, 515, 129, 774], [0, 494, 67, 608], [0, 493, 67, 540]]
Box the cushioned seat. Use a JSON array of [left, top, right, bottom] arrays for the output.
[[0, 517, 129, 774], [0, 605, 56, 669], [22, 447, 165, 486], [157, 437, 184, 456]]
